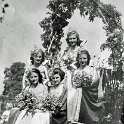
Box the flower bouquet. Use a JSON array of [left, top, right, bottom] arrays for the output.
[[72, 70, 93, 88], [62, 55, 74, 69], [15, 90, 38, 116], [41, 94, 62, 113]]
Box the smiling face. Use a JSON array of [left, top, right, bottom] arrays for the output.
[[68, 34, 78, 48], [30, 72, 39, 85], [52, 74, 61, 86], [33, 52, 42, 65], [78, 53, 88, 68]]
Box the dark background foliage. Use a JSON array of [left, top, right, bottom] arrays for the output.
[[0, 62, 25, 114]]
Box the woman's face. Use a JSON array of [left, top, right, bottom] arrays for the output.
[[68, 34, 77, 47], [78, 53, 88, 68], [34, 52, 42, 65], [30, 72, 39, 85], [52, 74, 61, 86]]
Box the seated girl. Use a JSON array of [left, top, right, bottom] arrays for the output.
[[8, 68, 50, 124], [49, 68, 67, 124]]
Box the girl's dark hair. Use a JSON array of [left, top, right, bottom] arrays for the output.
[[66, 30, 82, 46], [76, 49, 91, 68], [27, 68, 43, 85], [30, 49, 45, 65], [52, 68, 65, 81]]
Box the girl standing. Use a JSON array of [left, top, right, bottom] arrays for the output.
[[68, 49, 104, 124]]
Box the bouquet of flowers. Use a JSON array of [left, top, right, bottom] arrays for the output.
[[41, 94, 62, 113], [15, 90, 38, 115], [63, 57, 73, 66], [62, 53, 74, 67], [72, 70, 93, 88]]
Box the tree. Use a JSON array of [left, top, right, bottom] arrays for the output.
[[2, 62, 25, 103]]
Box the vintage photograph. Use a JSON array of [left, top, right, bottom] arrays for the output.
[[0, 0, 124, 124]]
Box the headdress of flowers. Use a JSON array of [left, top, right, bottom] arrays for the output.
[[31, 46, 41, 57]]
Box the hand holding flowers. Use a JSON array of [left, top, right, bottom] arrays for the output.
[[15, 90, 39, 116], [15, 90, 62, 117], [41, 94, 62, 114], [72, 70, 93, 88]]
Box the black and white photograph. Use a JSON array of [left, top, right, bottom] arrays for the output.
[[0, 0, 124, 124]]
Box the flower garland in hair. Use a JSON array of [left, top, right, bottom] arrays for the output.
[[30, 46, 40, 57]]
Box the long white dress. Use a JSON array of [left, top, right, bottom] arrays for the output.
[[14, 84, 50, 124], [67, 68, 82, 122]]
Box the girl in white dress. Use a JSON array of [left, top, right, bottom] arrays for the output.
[[14, 68, 50, 124], [61, 30, 83, 71]]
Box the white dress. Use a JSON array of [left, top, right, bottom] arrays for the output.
[[14, 84, 50, 124], [67, 69, 82, 122]]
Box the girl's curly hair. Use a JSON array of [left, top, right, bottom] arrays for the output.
[[30, 48, 45, 65], [66, 30, 82, 46]]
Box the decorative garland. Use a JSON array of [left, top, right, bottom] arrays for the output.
[[39, 0, 123, 69]]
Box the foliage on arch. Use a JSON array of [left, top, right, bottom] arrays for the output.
[[39, 0, 123, 69]]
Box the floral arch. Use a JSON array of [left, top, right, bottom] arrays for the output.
[[39, 0, 124, 70], [39, 2, 124, 123], [0, 0, 124, 123]]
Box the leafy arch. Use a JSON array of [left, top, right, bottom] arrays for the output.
[[39, 0, 123, 69]]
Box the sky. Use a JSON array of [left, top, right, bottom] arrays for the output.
[[0, 0, 124, 94]]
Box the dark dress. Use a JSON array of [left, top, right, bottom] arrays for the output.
[[78, 80, 104, 124], [70, 66, 105, 124], [50, 81, 67, 124]]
